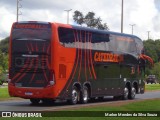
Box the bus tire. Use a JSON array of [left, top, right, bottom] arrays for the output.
[[128, 87, 136, 99], [80, 86, 89, 104], [30, 99, 40, 105], [69, 86, 79, 105], [122, 87, 129, 100]]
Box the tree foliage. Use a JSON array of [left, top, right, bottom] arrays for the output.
[[73, 10, 109, 30], [0, 37, 9, 54], [143, 39, 160, 63], [0, 37, 9, 74], [150, 62, 160, 82], [143, 39, 160, 80], [0, 50, 8, 73]]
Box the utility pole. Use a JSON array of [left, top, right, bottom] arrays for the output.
[[147, 31, 150, 40], [129, 24, 136, 35], [121, 0, 124, 33], [64, 9, 72, 24], [17, 0, 22, 22]]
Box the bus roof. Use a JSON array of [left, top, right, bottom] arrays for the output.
[[14, 21, 142, 42], [71, 24, 142, 41]]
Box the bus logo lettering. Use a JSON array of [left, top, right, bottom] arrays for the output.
[[94, 52, 124, 63]]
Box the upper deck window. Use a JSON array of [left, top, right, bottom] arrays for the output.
[[58, 27, 143, 56], [12, 23, 51, 41]]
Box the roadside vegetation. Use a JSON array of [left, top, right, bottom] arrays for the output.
[[0, 87, 10, 100], [0, 98, 160, 120], [145, 83, 160, 91]]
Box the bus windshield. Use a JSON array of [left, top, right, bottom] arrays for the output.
[[10, 22, 52, 87], [11, 22, 51, 53]]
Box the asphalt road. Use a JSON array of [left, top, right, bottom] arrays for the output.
[[0, 91, 160, 111]]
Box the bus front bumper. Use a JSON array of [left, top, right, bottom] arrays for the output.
[[8, 84, 56, 99]]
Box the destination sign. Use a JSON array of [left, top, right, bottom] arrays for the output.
[[94, 52, 124, 63], [14, 23, 50, 29]]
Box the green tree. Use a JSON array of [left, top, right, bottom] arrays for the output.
[[150, 62, 160, 83], [143, 39, 159, 62], [73, 10, 84, 25], [143, 39, 160, 80], [73, 10, 109, 30], [0, 50, 8, 73], [0, 37, 9, 54]]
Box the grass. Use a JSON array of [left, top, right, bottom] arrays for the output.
[[145, 83, 160, 91], [0, 99, 160, 120], [0, 85, 160, 120], [0, 87, 21, 101], [77, 99, 160, 111], [0, 87, 10, 100]]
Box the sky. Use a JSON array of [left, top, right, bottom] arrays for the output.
[[0, 0, 160, 40]]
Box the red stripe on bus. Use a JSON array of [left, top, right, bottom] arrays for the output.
[[65, 30, 80, 91], [89, 33, 97, 79], [42, 43, 48, 82], [78, 30, 82, 82], [29, 43, 39, 83], [84, 31, 87, 81], [87, 32, 93, 79], [12, 43, 31, 81]]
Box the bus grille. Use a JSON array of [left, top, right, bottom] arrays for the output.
[[15, 57, 48, 72]]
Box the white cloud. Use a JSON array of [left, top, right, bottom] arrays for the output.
[[0, 7, 15, 40], [123, 0, 158, 39], [0, 0, 160, 40]]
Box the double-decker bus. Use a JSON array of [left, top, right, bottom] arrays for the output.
[[8, 21, 153, 105]]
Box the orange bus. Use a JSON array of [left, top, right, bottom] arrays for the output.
[[8, 21, 153, 105]]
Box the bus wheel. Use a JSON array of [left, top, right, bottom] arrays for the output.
[[69, 86, 79, 105], [129, 87, 136, 99], [122, 87, 129, 100], [80, 86, 89, 104], [30, 99, 40, 105]]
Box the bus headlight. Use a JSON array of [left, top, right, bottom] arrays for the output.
[[50, 80, 55, 85]]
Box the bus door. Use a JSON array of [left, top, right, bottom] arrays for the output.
[[95, 63, 121, 96]]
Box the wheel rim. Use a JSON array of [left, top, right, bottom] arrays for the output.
[[72, 89, 78, 103], [131, 87, 136, 98], [83, 88, 88, 101], [124, 87, 129, 99]]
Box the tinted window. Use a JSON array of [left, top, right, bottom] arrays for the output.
[[58, 27, 110, 51], [58, 27, 143, 55], [12, 23, 51, 41], [109, 34, 139, 55]]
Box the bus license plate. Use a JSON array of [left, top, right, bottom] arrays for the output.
[[25, 92, 33, 96]]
